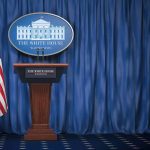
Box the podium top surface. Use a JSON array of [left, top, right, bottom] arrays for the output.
[[14, 63, 68, 68]]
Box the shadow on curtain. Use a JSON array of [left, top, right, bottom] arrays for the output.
[[0, 0, 150, 134]]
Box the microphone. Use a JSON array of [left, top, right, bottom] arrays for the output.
[[42, 48, 44, 62], [36, 48, 40, 62]]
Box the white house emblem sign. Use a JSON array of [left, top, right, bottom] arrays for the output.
[[8, 13, 74, 56]]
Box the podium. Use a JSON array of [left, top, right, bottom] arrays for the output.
[[14, 63, 68, 140]]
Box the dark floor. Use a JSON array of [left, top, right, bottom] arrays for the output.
[[0, 132, 150, 150]]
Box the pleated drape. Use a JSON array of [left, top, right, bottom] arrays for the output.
[[0, 0, 149, 134]]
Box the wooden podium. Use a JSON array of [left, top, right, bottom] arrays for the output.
[[14, 63, 68, 140]]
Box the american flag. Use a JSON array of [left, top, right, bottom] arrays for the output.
[[0, 58, 7, 116]]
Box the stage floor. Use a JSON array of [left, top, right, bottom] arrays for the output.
[[0, 133, 150, 150]]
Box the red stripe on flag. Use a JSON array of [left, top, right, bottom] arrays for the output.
[[0, 84, 7, 106], [0, 101, 6, 115], [0, 59, 7, 116], [0, 66, 5, 83]]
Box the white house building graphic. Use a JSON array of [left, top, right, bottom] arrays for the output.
[[17, 19, 65, 40]]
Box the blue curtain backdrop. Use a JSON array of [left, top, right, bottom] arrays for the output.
[[0, 0, 150, 134]]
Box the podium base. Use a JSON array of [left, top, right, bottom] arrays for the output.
[[24, 124, 57, 140]]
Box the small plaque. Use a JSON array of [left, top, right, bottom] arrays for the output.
[[25, 68, 56, 78]]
